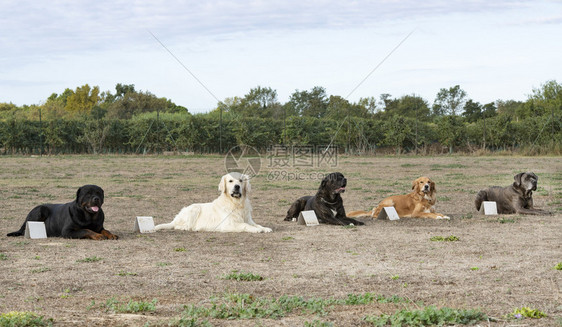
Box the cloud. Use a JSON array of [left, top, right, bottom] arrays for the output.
[[2, 0, 536, 53]]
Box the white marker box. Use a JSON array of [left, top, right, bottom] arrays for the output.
[[377, 207, 400, 221], [25, 221, 47, 239], [482, 201, 498, 215], [297, 210, 320, 226], [134, 216, 156, 233]]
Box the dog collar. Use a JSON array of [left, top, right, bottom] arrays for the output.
[[321, 197, 337, 205]]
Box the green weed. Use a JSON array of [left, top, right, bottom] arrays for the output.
[[343, 293, 406, 305], [222, 271, 264, 281], [554, 262, 562, 270], [364, 306, 487, 326], [430, 235, 459, 242], [157, 262, 172, 267], [498, 218, 516, 224], [0, 311, 53, 327], [76, 256, 103, 263], [430, 163, 467, 169], [168, 316, 212, 327], [101, 297, 158, 313], [60, 289, 71, 299], [179, 292, 409, 321], [509, 307, 547, 319], [0, 253, 7, 261], [305, 320, 334, 327], [30, 267, 50, 273]]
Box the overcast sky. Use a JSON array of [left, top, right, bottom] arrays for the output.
[[1, 0, 561, 113]]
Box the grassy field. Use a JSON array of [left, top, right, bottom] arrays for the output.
[[0, 155, 561, 326]]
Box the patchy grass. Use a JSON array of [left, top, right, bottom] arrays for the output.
[[304, 320, 334, 327], [430, 235, 460, 242], [96, 297, 158, 313], [508, 307, 547, 319], [76, 256, 103, 263], [498, 217, 517, 224], [222, 271, 264, 282], [179, 293, 409, 321], [364, 306, 487, 326], [0, 311, 53, 327]]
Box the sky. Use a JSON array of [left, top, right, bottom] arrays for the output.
[[1, 0, 561, 113]]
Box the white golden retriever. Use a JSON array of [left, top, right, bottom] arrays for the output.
[[155, 172, 272, 233]]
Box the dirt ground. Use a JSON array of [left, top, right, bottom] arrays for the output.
[[0, 155, 560, 326]]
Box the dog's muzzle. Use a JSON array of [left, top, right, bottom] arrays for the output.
[[336, 179, 347, 193], [423, 184, 430, 192], [85, 204, 101, 213], [231, 185, 242, 198]]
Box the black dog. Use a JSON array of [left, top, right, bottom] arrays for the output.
[[284, 172, 364, 226], [7, 185, 118, 240], [475, 172, 551, 215]]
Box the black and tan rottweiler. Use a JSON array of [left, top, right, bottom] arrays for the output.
[[7, 185, 118, 240]]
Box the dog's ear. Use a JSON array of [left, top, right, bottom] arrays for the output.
[[76, 186, 83, 202], [218, 175, 227, 194], [411, 179, 417, 190], [430, 180, 436, 192], [242, 174, 251, 195], [320, 176, 328, 189], [513, 173, 524, 187]]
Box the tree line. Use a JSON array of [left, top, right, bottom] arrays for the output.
[[0, 81, 560, 154]]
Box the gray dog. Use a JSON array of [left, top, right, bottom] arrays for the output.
[[475, 172, 551, 215]]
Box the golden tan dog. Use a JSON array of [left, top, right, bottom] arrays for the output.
[[347, 177, 450, 219]]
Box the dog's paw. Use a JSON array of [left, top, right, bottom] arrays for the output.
[[436, 215, 450, 220], [101, 230, 119, 240], [91, 233, 108, 240], [261, 227, 273, 233]]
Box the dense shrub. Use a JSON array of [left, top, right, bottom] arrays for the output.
[[0, 114, 560, 154]]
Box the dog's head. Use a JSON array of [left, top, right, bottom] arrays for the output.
[[513, 172, 538, 193], [412, 176, 435, 196], [319, 172, 347, 196], [218, 172, 251, 199], [76, 185, 104, 214]]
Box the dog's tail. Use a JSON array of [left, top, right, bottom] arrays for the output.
[[474, 190, 488, 211], [154, 222, 175, 231], [346, 209, 375, 218], [6, 222, 26, 237]]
